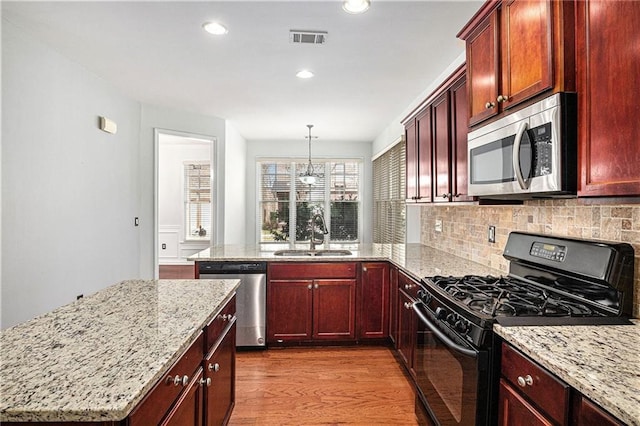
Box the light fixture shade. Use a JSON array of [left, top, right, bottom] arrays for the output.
[[342, 0, 370, 14], [296, 70, 314, 79], [299, 175, 317, 185]]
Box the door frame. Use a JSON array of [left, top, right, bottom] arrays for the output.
[[153, 128, 217, 278]]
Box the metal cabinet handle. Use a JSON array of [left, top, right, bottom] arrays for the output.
[[404, 283, 414, 290], [314, 283, 319, 289], [199, 377, 212, 387], [363, 266, 367, 272], [517, 375, 533, 387], [454, 193, 461, 198], [168, 375, 189, 386], [308, 284, 312, 289], [485, 101, 495, 109], [208, 362, 220, 372], [497, 94, 509, 103]]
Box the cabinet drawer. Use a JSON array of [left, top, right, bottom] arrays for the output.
[[205, 296, 236, 354], [269, 262, 356, 279], [501, 342, 569, 425], [129, 332, 204, 426]]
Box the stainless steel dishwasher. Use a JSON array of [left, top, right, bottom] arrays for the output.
[[198, 261, 267, 348]]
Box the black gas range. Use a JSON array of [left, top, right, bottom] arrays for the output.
[[410, 232, 635, 426]]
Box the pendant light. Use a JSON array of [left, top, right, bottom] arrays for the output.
[[299, 124, 319, 185]]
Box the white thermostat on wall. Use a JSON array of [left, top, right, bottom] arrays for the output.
[[99, 116, 117, 134]]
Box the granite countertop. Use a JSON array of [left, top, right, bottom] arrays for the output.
[[495, 321, 640, 426], [0, 279, 239, 422], [188, 243, 503, 281]]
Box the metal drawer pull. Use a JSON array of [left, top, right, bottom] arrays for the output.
[[168, 375, 189, 386], [199, 377, 212, 387], [209, 362, 220, 372], [517, 375, 533, 387]]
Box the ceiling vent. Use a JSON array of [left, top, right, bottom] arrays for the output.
[[289, 30, 327, 45]]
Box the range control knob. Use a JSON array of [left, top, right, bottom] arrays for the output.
[[435, 307, 448, 320], [455, 320, 469, 334], [446, 313, 457, 325]]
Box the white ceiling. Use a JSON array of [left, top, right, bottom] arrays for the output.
[[2, 1, 482, 142]]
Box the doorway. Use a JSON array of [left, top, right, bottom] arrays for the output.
[[155, 129, 216, 278]]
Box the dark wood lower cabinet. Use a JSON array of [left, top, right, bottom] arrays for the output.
[[204, 323, 236, 426], [498, 378, 553, 426], [267, 263, 357, 344], [396, 272, 417, 374], [358, 262, 390, 340]]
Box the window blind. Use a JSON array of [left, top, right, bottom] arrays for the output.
[[184, 163, 211, 240], [373, 140, 406, 243], [258, 159, 361, 244]]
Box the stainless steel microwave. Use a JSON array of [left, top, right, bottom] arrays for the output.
[[467, 93, 577, 198]]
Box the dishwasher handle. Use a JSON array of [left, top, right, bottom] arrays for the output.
[[198, 261, 267, 275]]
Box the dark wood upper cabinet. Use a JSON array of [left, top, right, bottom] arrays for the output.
[[403, 65, 471, 204], [405, 108, 433, 202], [432, 91, 451, 203], [577, 0, 640, 196], [459, 0, 574, 127]]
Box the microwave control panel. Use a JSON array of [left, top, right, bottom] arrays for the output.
[[531, 122, 553, 176]]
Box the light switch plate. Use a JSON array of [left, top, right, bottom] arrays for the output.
[[488, 225, 496, 243], [435, 219, 443, 233]]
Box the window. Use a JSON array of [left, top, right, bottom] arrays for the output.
[[184, 162, 211, 240], [373, 140, 406, 243], [259, 159, 361, 245]]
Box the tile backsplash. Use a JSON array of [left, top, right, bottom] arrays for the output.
[[419, 199, 640, 318]]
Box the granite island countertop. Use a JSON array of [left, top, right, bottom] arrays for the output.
[[495, 321, 640, 426], [188, 243, 504, 281], [0, 279, 239, 422]]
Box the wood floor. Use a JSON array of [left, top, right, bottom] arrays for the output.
[[228, 346, 419, 425], [159, 264, 195, 279]]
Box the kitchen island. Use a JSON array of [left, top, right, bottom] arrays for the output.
[[495, 321, 640, 426], [0, 279, 239, 422]]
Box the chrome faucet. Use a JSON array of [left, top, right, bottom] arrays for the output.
[[309, 213, 328, 251]]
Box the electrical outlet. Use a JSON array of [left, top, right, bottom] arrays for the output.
[[162, 243, 167, 250], [134, 217, 139, 226], [435, 219, 443, 233], [488, 225, 496, 243]]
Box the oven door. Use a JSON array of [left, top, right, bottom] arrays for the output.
[[412, 302, 490, 426]]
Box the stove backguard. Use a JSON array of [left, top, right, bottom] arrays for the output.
[[503, 232, 635, 316]]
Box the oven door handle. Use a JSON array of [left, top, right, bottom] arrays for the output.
[[412, 302, 479, 359]]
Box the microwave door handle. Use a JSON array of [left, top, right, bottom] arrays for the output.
[[512, 122, 529, 190]]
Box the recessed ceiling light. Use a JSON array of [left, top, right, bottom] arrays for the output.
[[202, 22, 228, 35], [342, 0, 370, 14], [296, 70, 314, 79]]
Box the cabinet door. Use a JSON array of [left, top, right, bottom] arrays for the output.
[[405, 119, 419, 201], [577, 0, 640, 196], [204, 323, 236, 426], [389, 265, 399, 344], [161, 368, 204, 426], [313, 279, 356, 339], [397, 289, 415, 373], [498, 379, 553, 426], [267, 280, 313, 342], [358, 262, 389, 339], [573, 395, 624, 426], [500, 0, 553, 108], [450, 74, 473, 202], [416, 108, 433, 202], [432, 91, 451, 202], [466, 10, 499, 126]]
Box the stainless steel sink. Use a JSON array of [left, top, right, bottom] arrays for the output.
[[273, 249, 352, 257]]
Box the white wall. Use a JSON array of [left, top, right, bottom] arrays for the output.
[[138, 105, 226, 278], [224, 123, 247, 244], [1, 21, 142, 328], [371, 52, 466, 242], [245, 140, 373, 244]]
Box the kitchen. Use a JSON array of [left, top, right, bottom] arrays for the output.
[[2, 0, 640, 425]]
